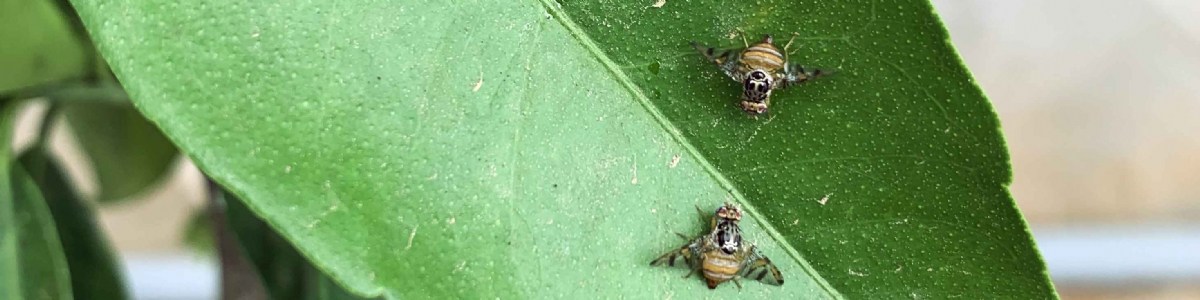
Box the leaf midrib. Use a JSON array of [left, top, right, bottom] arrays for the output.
[[535, 0, 842, 297]]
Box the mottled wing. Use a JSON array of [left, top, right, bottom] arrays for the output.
[[739, 244, 784, 286], [690, 41, 743, 82], [779, 63, 831, 89], [650, 235, 706, 269]]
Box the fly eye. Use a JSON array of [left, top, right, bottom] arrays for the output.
[[750, 71, 766, 80]]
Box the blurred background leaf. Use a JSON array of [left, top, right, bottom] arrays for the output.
[[182, 206, 214, 255], [8, 166, 74, 299], [20, 148, 129, 300], [0, 0, 86, 95], [62, 99, 179, 203]]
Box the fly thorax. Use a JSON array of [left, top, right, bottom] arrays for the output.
[[714, 222, 742, 254], [742, 69, 773, 102]]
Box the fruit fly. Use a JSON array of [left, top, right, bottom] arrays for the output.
[[650, 203, 784, 289], [691, 33, 827, 115]]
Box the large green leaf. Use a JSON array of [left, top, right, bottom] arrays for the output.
[[72, 0, 1054, 298]]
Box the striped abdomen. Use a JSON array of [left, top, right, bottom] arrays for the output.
[[738, 42, 785, 75], [701, 251, 742, 289]]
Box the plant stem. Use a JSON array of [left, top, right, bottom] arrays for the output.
[[206, 177, 268, 300]]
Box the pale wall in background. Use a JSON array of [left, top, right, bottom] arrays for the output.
[[933, 0, 1200, 224]]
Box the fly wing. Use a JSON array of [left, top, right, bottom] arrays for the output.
[[690, 41, 743, 82], [779, 63, 833, 89], [738, 244, 784, 286], [650, 235, 706, 270]]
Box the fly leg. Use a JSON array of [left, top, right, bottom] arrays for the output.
[[674, 232, 692, 240], [735, 27, 749, 47], [779, 32, 830, 88], [683, 265, 702, 279], [783, 32, 800, 59], [694, 205, 713, 228]]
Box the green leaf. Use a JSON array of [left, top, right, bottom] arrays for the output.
[[0, 0, 86, 94], [7, 164, 75, 299], [20, 149, 129, 300], [182, 207, 215, 255], [63, 100, 179, 202], [44, 82, 129, 105], [1, 100, 23, 300], [72, 0, 1054, 299]]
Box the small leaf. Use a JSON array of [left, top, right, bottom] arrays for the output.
[[182, 207, 215, 255], [63, 100, 179, 202], [20, 149, 129, 300]]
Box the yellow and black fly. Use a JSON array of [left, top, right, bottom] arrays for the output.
[[650, 203, 783, 289], [692, 34, 827, 115]]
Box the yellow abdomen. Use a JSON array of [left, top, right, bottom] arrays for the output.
[[701, 251, 742, 289], [739, 42, 785, 74]]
